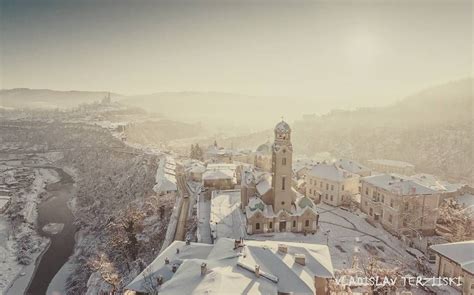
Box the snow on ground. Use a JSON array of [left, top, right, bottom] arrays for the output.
[[0, 167, 59, 294], [210, 190, 247, 240]]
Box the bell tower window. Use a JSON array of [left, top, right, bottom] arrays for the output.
[[282, 176, 286, 190]]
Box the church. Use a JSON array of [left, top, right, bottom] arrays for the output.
[[241, 121, 319, 234]]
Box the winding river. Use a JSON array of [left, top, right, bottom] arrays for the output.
[[27, 167, 76, 295]]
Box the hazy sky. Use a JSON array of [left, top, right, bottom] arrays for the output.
[[1, 0, 472, 106]]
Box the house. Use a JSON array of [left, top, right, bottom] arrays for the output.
[[430, 241, 474, 294], [241, 121, 319, 235], [360, 174, 440, 235], [293, 158, 318, 180], [125, 238, 334, 295], [185, 161, 206, 182], [202, 163, 237, 190], [153, 156, 177, 196], [305, 163, 359, 206], [411, 173, 465, 203], [367, 159, 415, 175]]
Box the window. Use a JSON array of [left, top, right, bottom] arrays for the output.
[[282, 176, 286, 190], [365, 187, 369, 195], [293, 220, 296, 227], [331, 185, 334, 191], [388, 215, 393, 223], [256, 223, 260, 230], [305, 220, 309, 227], [326, 183, 329, 190], [325, 194, 328, 200], [269, 222, 273, 229], [381, 195, 385, 203], [282, 157, 287, 165], [341, 185, 345, 191], [330, 195, 333, 201], [320, 182, 322, 188], [369, 208, 373, 216], [390, 199, 394, 208]]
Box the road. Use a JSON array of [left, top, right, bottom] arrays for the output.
[[174, 166, 190, 241]]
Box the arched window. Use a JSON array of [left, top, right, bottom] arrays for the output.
[[269, 222, 273, 229], [256, 223, 260, 230], [293, 220, 296, 227], [305, 220, 309, 227]]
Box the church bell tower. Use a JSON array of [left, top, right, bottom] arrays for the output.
[[271, 120, 294, 212]]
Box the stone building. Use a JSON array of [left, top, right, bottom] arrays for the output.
[[430, 241, 474, 294], [241, 121, 318, 235], [360, 174, 440, 235], [367, 159, 415, 175], [305, 163, 359, 206]]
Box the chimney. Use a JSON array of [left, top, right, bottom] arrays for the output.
[[176, 248, 180, 254], [201, 263, 207, 276], [295, 254, 306, 266], [157, 275, 164, 286], [255, 265, 260, 278], [172, 264, 178, 273], [278, 244, 288, 253], [165, 257, 170, 265]]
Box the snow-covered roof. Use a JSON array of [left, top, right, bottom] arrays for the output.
[[153, 156, 177, 193], [308, 163, 357, 182], [186, 162, 206, 174], [256, 174, 272, 195], [334, 159, 371, 175], [202, 169, 234, 181], [274, 120, 291, 133], [246, 196, 275, 219], [410, 173, 463, 193], [361, 174, 437, 196], [206, 163, 237, 170], [292, 158, 317, 173], [368, 159, 414, 168], [126, 238, 334, 294], [455, 193, 474, 207], [430, 241, 474, 274], [210, 190, 247, 240]]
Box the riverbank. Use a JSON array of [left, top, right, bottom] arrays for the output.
[[0, 166, 59, 294]]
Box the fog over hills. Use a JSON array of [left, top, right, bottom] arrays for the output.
[[216, 78, 473, 184], [0, 88, 123, 109]]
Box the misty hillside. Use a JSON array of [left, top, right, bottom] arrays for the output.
[[119, 92, 339, 133], [219, 79, 473, 184], [0, 88, 123, 109]]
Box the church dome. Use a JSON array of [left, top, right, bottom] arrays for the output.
[[256, 141, 272, 154], [274, 120, 291, 133]]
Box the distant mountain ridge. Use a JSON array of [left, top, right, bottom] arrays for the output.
[[0, 88, 123, 109]]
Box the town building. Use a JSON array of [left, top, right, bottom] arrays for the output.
[[202, 163, 237, 190], [430, 241, 474, 295], [334, 158, 371, 177], [305, 163, 359, 206], [293, 158, 318, 180], [367, 159, 415, 175], [241, 121, 319, 234], [411, 173, 465, 203], [153, 156, 177, 196], [184, 161, 206, 182], [125, 238, 334, 295], [360, 174, 440, 235]]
